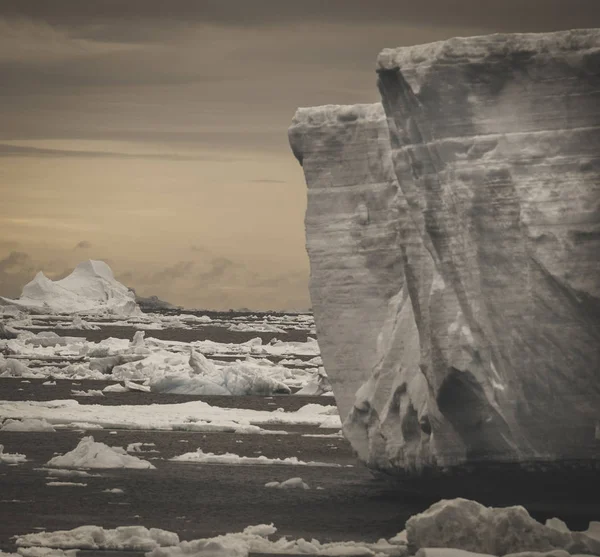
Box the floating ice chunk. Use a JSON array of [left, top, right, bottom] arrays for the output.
[[0, 444, 27, 464], [145, 522, 405, 556], [103, 488, 124, 494], [171, 448, 341, 467], [67, 315, 100, 330], [16, 525, 179, 552], [1, 418, 55, 432], [124, 380, 150, 393], [46, 437, 155, 469], [406, 498, 600, 556], [0, 358, 30, 377], [46, 481, 87, 487], [126, 442, 157, 453], [228, 322, 287, 334], [44, 469, 95, 478], [102, 383, 128, 393], [265, 477, 310, 490], [71, 390, 104, 397], [42, 381, 56, 386]]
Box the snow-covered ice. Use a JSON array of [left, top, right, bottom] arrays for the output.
[[71, 389, 104, 397], [46, 437, 155, 469], [406, 498, 600, 556], [0, 418, 55, 432], [16, 523, 404, 557], [0, 328, 324, 393], [45, 481, 87, 487], [16, 525, 179, 552], [171, 448, 342, 467], [0, 399, 340, 432]]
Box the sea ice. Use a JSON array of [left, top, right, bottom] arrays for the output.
[[0, 418, 55, 432], [46, 437, 155, 469], [406, 498, 600, 556], [0, 399, 339, 431], [265, 477, 310, 490], [0, 444, 27, 464], [171, 448, 342, 467], [16, 525, 179, 552]]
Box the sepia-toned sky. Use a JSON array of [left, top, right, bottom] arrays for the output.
[[1, 1, 599, 309]]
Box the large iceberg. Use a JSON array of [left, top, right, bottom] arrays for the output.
[[289, 29, 600, 481], [0, 260, 141, 317]]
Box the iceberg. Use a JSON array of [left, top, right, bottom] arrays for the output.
[[289, 30, 600, 481], [0, 260, 141, 317]]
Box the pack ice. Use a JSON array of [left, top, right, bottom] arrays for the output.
[[289, 29, 600, 478], [0, 260, 140, 317]]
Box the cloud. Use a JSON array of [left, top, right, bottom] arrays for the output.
[[74, 240, 91, 249], [0, 251, 36, 298], [248, 178, 286, 184], [149, 261, 195, 284], [0, 143, 236, 161], [2, 1, 598, 31]]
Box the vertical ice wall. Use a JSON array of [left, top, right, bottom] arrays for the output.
[[290, 29, 600, 476]]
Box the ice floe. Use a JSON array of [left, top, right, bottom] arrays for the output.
[[0, 418, 55, 432], [46, 436, 155, 469], [0, 444, 27, 464], [17, 523, 403, 557], [171, 448, 342, 467], [265, 477, 310, 489], [0, 399, 340, 432], [16, 525, 179, 552]]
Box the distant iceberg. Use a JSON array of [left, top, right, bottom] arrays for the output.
[[0, 260, 141, 317]]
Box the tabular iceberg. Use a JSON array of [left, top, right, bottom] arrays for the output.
[[289, 29, 600, 482], [0, 260, 141, 317]]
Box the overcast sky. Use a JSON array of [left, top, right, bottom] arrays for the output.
[[1, 1, 599, 309]]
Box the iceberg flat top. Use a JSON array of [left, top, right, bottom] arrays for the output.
[[377, 28, 600, 71], [290, 103, 384, 128]]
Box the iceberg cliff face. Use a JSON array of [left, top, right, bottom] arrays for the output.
[[289, 29, 600, 478]]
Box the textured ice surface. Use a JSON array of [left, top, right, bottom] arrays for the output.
[[0, 260, 140, 317], [290, 29, 600, 476], [16, 525, 179, 551], [0, 399, 339, 431], [406, 498, 600, 556]]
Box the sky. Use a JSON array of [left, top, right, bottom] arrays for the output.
[[1, 1, 599, 310]]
